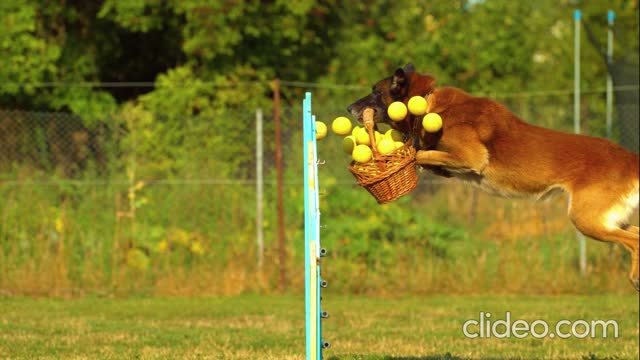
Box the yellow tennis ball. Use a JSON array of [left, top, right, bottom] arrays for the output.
[[331, 116, 352, 135], [315, 121, 327, 139], [422, 113, 442, 133], [352, 126, 365, 141], [374, 131, 383, 144], [377, 138, 396, 155], [352, 144, 373, 163], [354, 127, 371, 145], [394, 141, 404, 149], [387, 101, 407, 122], [408, 96, 428, 116], [342, 136, 356, 155], [385, 129, 404, 142]]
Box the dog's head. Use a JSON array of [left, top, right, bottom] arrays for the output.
[[347, 63, 436, 133]]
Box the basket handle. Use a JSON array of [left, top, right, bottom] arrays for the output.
[[362, 108, 377, 153], [363, 108, 386, 171]]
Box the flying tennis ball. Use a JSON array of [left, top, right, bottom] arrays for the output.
[[315, 121, 327, 139], [352, 144, 373, 163], [394, 141, 404, 149], [377, 138, 396, 155], [342, 135, 356, 155], [354, 127, 371, 145], [331, 116, 352, 135], [422, 113, 443, 133], [385, 129, 404, 142], [387, 101, 408, 122], [408, 96, 428, 116]]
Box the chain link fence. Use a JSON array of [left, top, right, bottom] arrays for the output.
[[0, 86, 637, 296], [3, 87, 636, 181]]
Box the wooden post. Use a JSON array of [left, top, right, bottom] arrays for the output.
[[256, 108, 264, 270], [274, 79, 287, 290]]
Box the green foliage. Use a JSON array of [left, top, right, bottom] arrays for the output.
[[320, 183, 466, 265], [127, 65, 271, 178], [98, 0, 167, 32], [51, 88, 117, 127], [0, 2, 60, 95], [0, 1, 638, 296], [1, 0, 637, 124]]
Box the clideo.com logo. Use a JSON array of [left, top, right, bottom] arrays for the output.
[[462, 312, 619, 339]]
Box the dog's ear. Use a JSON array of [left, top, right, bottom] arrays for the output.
[[391, 68, 409, 95], [403, 63, 415, 73]]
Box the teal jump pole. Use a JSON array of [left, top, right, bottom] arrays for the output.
[[303, 92, 327, 360]]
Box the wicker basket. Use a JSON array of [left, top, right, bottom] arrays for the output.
[[348, 109, 418, 204]]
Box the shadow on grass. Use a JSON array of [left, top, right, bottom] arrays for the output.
[[383, 355, 465, 360], [326, 354, 465, 360], [327, 353, 617, 360]]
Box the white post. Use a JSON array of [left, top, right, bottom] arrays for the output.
[[574, 10, 587, 276], [606, 10, 615, 139], [256, 108, 264, 269]]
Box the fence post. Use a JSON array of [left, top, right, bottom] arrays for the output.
[[273, 79, 287, 290], [606, 10, 615, 139], [574, 9, 587, 276], [256, 108, 264, 270]]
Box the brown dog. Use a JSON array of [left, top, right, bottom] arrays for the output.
[[348, 64, 640, 291]]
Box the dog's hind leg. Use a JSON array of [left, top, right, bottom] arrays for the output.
[[574, 224, 639, 291], [569, 187, 640, 291], [628, 226, 640, 290]]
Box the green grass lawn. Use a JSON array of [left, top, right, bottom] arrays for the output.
[[0, 294, 637, 359]]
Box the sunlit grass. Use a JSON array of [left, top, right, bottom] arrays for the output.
[[0, 294, 637, 359], [0, 178, 637, 297]]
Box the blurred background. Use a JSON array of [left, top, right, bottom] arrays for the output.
[[0, 0, 638, 297]]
